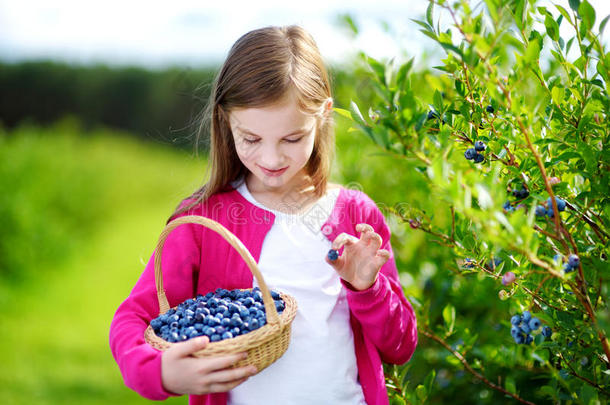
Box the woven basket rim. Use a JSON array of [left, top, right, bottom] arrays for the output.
[[145, 292, 297, 354]]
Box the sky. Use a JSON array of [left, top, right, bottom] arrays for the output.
[[0, 0, 608, 70]]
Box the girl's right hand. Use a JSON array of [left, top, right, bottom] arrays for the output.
[[161, 336, 257, 395]]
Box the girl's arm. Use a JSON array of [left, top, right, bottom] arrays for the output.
[[327, 193, 418, 364], [108, 217, 201, 399]]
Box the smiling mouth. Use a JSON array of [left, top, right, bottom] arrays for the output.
[[260, 166, 288, 176]]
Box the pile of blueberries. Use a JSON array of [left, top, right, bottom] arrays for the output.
[[510, 310, 552, 344], [151, 287, 286, 343], [535, 196, 567, 218], [464, 140, 486, 163]]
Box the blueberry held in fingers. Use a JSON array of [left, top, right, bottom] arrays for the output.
[[327, 249, 339, 261]]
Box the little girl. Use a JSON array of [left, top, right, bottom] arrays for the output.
[[109, 25, 417, 405]]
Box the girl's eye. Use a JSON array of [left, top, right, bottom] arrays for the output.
[[242, 137, 303, 144]]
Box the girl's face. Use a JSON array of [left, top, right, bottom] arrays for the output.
[[229, 91, 319, 196]]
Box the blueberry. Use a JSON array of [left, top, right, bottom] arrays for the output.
[[525, 334, 533, 344], [542, 326, 552, 338], [511, 315, 521, 325], [253, 290, 263, 302], [427, 110, 438, 120], [222, 332, 234, 340], [503, 201, 514, 212], [522, 311, 531, 322], [511, 325, 520, 337], [514, 334, 525, 344], [244, 297, 255, 307], [486, 105, 494, 113], [568, 254, 579, 268], [512, 187, 529, 199], [528, 317, 541, 330], [474, 141, 486, 152], [210, 334, 221, 342], [327, 249, 339, 261], [535, 205, 546, 216], [520, 324, 531, 334], [271, 290, 281, 300], [464, 148, 477, 160], [547, 208, 554, 218], [547, 196, 566, 211], [249, 318, 259, 331], [473, 153, 484, 163]]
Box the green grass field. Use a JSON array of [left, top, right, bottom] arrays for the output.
[[0, 121, 203, 404]]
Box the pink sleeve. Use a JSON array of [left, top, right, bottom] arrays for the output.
[[108, 210, 202, 399], [342, 193, 418, 364]]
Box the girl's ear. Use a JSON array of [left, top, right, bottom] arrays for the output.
[[322, 97, 334, 118]]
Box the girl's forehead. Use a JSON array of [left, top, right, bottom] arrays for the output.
[[229, 100, 316, 136]]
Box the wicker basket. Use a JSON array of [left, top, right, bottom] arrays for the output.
[[144, 215, 298, 372]]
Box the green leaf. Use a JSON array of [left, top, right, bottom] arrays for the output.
[[424, 369, 436, 393], [426, 1, 434, 27], [569, 0, 581, 12], [366, 55, 386, 86], [433, 89, 444, 113], [443, 304, 456, 333], [350, 101, 367, 125], [551, 86, 565, 105], [578, 1, 595, 32], [524, 38, 542, 64], [545, 14, 560, 41], [600, 14, 610, 35], [337, 14, 359, 37], [555, 5, 572, 24], [396, 58, 414, 91], [415, 384, 427, 400], [334, 107, 353, 120], [513, 0, 526, 31]]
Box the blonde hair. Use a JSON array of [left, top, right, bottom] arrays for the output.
[[170, 25, 335, 221]]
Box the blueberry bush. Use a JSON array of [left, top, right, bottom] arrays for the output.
[[339, 0, 610, 403]]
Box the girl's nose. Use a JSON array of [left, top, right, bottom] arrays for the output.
[[259, 144, 285, 169]]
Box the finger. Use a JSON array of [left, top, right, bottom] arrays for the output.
[[331, 232, 359, 250], [209, 365, 257, 384], [169, 336, 209, 358], [374, 249, 391, 267], [200, 352, 248, 373], [362, 231, 382, 250], [207, 377, 250, 393], [356, 223, 374, 235]]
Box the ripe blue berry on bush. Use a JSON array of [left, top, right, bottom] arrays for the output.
[[151, 287, 286, 343], [509, 311, 549, 345]]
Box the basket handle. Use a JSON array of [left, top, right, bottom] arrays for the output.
[[154, 215, 280, 326]]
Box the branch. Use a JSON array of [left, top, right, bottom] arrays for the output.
[[420, 328, 537, 405]]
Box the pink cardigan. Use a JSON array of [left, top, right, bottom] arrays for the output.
[[109, 185, 418, 405]]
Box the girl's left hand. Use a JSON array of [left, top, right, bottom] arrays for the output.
[[325, 223, 391, 291]]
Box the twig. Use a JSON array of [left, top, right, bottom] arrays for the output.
[[420, 328, 537, 405]]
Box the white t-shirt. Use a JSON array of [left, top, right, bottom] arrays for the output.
[[228, 179, 366, 405]]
